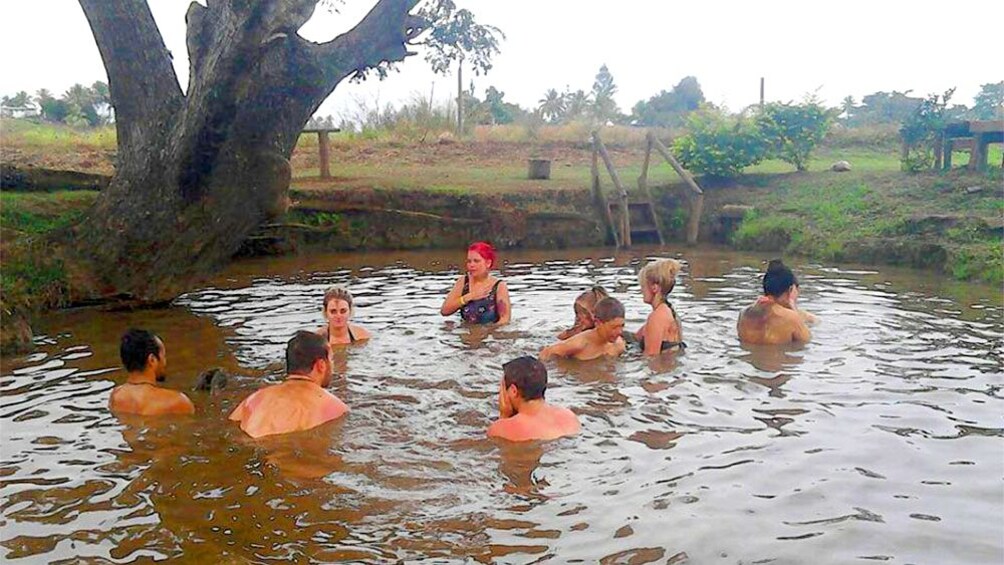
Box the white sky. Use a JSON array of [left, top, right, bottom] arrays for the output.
[[1, 0, 1002, 120]]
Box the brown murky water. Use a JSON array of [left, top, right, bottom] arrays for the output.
[[2, 247, 1002, 564]]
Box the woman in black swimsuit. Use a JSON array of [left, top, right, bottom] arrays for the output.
[[317, 286, 371, 346], [634, 259, 685, 355]]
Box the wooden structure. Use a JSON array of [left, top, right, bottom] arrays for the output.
[[938, 120, 1004, 171], [527, 158, 551, 180], [302, 127, 341, 179], [590, 131, 704, 248]]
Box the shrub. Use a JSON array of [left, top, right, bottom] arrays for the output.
[[672, 107, 769, 179], [757, 100, 835, 171], [899, 89, 955, 172]]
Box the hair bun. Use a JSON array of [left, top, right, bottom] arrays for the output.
[[767, 259, 786, 272]]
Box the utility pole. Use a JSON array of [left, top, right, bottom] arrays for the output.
[[759, 77, 765, 109], [456, 60, 464, 136]]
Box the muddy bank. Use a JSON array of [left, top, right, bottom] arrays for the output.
[[1, 164, 110, 192]]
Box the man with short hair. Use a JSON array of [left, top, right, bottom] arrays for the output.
[[229, 331, 348, 439], [539, 297, 627, 361], [109, 329, 195, 416], [488, 356, 580, 442]]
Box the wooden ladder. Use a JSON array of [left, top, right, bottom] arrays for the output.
[[607, 201, 664, 245], [590, 131, 667, 247]]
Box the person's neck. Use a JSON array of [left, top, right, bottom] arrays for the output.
[[126, 370, 158, 386], [515, 398, 547, 416], [586, 327, 607, 345], [469, 272, 489, 283], [328, 323, 350, 338], [286, 373, 319, 385]]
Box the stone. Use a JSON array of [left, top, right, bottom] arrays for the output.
[[964, 185, 983, 194], [831, 160, 852, 172], [436, 132, 456, 145], [720, 204, 755, 219]]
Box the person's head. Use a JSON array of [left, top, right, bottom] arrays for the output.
[[323, 286, 354, 328], [566, 286, 609, 335], [763, 259, 798, 304], [120, 328, 166, 381], [466, 241, 496, 278], [285, 330, 333, 387], [503, 356, 548, 405], [638, 259, 681, 305], [593, 297, 626, 343]]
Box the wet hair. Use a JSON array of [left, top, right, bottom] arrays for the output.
[[468, 241, 497, 270], [593, 297, 625, 322], [763, 259, 798, 298], [120, 328, 162, 372], [286, 331, 330, 375], [503, 356, 547, 401], [573, 286, 609, 318], [638, 259, 681, 297], [323, 286, 354, 311]]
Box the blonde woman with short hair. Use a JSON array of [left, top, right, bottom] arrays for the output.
[[635, 259, 685, 355]]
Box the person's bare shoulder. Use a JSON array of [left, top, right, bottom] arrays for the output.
[[158, 389, 195, 415], [351, 324, 371, 340]]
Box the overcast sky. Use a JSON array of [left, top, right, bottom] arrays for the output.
[[2, 1, 1001, 121]]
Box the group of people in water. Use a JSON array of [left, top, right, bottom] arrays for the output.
[[108, 242, 816, 444]]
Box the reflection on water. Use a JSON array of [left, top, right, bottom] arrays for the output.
[[2, 246, 1002, 563]]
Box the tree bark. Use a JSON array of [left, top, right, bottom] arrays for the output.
[[71, 0, 426, 302]]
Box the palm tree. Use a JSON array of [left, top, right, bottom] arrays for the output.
[[537, 88, 566, 124], [563, 89, 590, 122]]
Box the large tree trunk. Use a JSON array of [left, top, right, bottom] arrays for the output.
[[72, 0, 426, 301]]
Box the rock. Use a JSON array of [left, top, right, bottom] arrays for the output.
[[0, 310, 34, 356], [720, 204, 755, 219], [193, 368, 229, 394], [436, 132, 456, 145], [831, 160, 852, 172], [965, 185, 983, 194]]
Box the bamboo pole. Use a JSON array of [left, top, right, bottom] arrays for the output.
[[592, 131, 631, 247]]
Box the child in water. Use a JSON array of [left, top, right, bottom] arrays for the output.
[[557, 286, 609, 340]]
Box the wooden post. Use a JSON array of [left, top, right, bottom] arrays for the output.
[[650, 134, 704, 245], [970, 133, 988, 171], [637, 134, 664, 245], [933, 131, 943, 170], [591, 143, 619, 247], [318, 130, 331, 179], [943, 138, 953, 170], [592, 131, 631, 247]]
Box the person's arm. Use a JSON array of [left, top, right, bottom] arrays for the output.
[[799, 310, 819, 325], [540, 337, 583, 360], [791, 315, 812, 343], [440, 276, 466, 316], [495, 281, 511, 325]]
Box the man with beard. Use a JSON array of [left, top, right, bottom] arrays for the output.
[[109, 328, 195, 416], [229, 331, 348, 438]]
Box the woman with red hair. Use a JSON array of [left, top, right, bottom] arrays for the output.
[[440, 241, 511, 324]]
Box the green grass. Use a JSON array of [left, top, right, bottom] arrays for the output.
[[1, 191, 97, 235], [1, 119, 116, 151]]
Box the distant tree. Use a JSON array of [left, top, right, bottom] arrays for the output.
[[8, 91, 33, 107], [90, 81, 110, 105], [420, 0, 504, 134], [590, 64, 621, 123], [971, 81, 1004, 120], [840, 95, 856, 121], [483, 86, 521, 124], [631, 76, 705, 127], [560, 89, 590, 122], [36, 88, 68, 123], [900, 88, 955, 172], [852, 90, 922, 125], [537, 88, 565, 123]]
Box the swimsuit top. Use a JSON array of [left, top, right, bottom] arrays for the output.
[[323, 326, 357, 344], [460, 275, 502, 324]]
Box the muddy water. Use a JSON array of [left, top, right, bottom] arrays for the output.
[[1, 247, 1002, 564]]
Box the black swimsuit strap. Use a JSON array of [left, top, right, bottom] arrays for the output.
[[348, 327, 356, 343]]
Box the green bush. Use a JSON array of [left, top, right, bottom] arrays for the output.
[[757, 101, 835, 171], [673, 108, 769, 178]]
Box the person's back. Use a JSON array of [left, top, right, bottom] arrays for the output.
[[109, 329, 194, 417], [738, 301, 809, 345], [488, 356, 581, 442], [738, 260, 813, 345], [229, 331, 348, 439]]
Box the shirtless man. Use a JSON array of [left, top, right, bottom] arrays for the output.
[[738, 259, 817, 345], [229, 331, 348, 439], [540, 297, 627, 361], [488, 356, 580, 442], [109, 329, 195, 416]]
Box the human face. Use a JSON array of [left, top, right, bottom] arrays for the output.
[[641, 281, 657, 305], [596, 317, 625, 343], [153, 339, 167, 382], [324, 298, 352, 328], [574, 306, 594, 329], [466, 250, 491, 278]]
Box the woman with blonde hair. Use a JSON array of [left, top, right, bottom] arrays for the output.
[[317, 286, 371, 346], [634, 259, 685, 355]]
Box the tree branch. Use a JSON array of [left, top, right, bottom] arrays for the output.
[[78, 0, 184, 152], [315, 0, 427, 83]]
